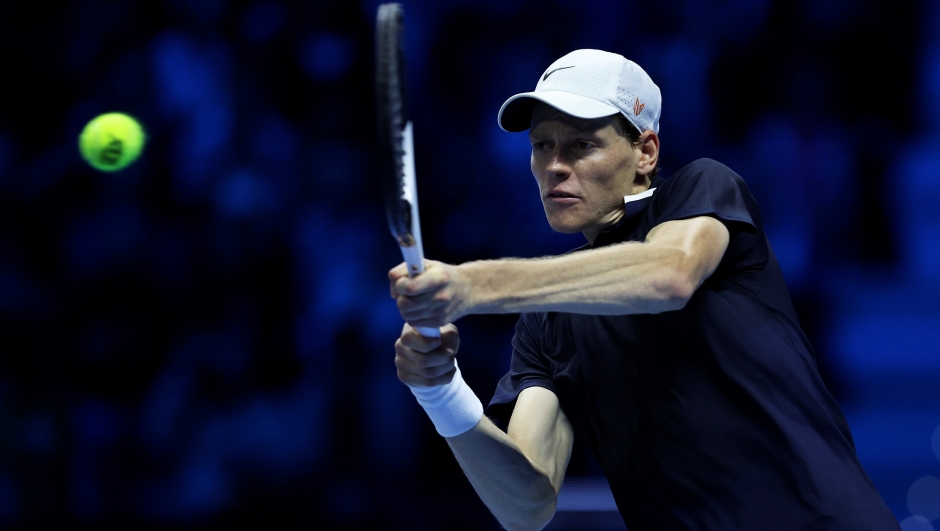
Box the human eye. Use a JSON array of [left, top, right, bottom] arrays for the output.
[[576, 140, 595, 151], [531, 140, 550, 151]]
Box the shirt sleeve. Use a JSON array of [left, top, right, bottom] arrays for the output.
[[487, 312, 555, 430], [646, 158, 768, 274]]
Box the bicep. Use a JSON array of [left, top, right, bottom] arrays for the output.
[[506, 386, 573, 493], [645, 216, 730, 290]]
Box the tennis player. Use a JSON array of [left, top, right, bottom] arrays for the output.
[[389, 49, 899, 530]]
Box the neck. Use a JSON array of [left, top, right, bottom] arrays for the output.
[[582, 178, 653, 244], [582, 210, 625, 244]]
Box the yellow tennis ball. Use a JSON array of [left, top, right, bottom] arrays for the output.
[[78, 112, 147, 172]]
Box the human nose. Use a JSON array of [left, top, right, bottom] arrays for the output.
[[545, 147, 571, 178]]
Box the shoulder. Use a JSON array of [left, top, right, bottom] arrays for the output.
[[652, 158, 753, 210], [662, 158, 746, 188], [642, 158, 762, 238]]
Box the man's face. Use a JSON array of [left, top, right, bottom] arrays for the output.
[[528, 103, 643, 242]]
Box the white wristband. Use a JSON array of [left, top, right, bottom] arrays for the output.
[[410, 363, 484, 437]]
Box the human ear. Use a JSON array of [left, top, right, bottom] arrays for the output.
[[636, 131, 660, 176]]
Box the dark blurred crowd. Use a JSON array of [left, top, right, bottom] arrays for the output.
[[0, 0, 936, 529]]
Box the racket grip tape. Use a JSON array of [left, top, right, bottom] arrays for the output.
[[399, 244, 441, 338], [414, 325, 440, 338]]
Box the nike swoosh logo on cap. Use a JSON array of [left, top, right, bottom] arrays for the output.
[[543, 66, 575, 81]]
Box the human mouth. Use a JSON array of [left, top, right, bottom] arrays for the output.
[[545, 190, 580, 205]]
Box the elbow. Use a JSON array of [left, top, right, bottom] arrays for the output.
[[502, 496, 557, 531], [670, 276, 697, 309], [500, 482, 558, 531], [654, 269, 696, 312]]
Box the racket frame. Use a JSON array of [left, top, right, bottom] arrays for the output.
[[376, 3, 439, 338]]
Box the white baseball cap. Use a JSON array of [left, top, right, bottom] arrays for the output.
[[497, 49, 661, 135]]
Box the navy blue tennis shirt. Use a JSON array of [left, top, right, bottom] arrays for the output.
[[489, 159, 898, 530]]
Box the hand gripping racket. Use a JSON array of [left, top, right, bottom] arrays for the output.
[[376, 3, 439, 338]]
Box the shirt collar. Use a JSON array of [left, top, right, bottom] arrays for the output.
[[591, 176, 662, 248]]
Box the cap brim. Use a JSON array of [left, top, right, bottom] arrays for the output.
[[497, 91, 620, 132]]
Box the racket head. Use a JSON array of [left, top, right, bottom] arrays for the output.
[[375, 3, 414, 247], [375, 4, 439, 339]]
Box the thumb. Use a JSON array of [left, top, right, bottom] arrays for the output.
[[440, 323, 460, 355]]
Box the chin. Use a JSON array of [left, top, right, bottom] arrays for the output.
[[545, 216, 585, 235]]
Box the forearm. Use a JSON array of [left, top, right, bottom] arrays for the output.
[[463, 240, 693, 316], [447, 418, 558, 531]]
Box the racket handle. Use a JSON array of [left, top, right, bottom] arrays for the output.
[[400, 243, 441, 338], [414, 325, 440, 338]]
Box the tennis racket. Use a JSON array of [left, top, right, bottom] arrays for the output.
[[376, 3, 439, 338]]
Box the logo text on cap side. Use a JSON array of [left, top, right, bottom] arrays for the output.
[[543, 66, 575, 81], [633, 98, 645, 116]]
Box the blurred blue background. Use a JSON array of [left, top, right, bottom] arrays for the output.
[[0, 0, 938, 529]]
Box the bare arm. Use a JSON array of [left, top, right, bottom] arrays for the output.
[[447, 387, 573, 531], [395, 325, 573, 531], [391, 216, 730, 327]]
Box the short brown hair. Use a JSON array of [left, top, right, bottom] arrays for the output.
[[613, 114, 659, 182]]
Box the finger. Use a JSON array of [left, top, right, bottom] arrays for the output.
[[388, 263, 409, 297], [395, 351, 455, 379], [407, 320, 446, 332], [400, 323, 442, 353], [397, 364, 457, 388], [397, 293, 443, 320], [440, 323, 460, 355], [395, 338, 452, 368], [403, 313, 449, 330], [388, 262, 409, 280], [395, 275, 420, 297], [398, 302, 451, 331], [395, 263, 446, 296]]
